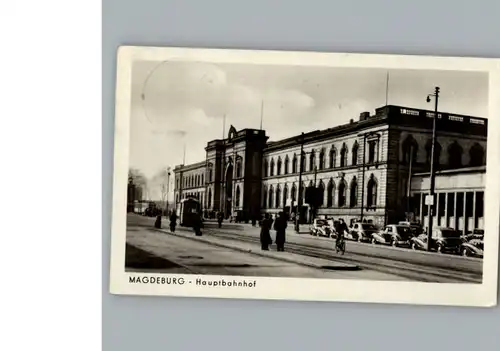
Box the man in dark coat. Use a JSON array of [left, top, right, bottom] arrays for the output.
[[274, 212, 287, 252], [169, 211, 177, 233], [192, 214, 203, 236], [217, 212, 223, 228], [260, 214, 273, 250]]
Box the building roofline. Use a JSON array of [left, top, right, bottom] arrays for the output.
[[413, 166, 486, 177], [173, 160, 206, 172], [264, 104, 486, 152]]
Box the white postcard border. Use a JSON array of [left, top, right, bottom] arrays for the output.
[[109, 46, 500, 307]]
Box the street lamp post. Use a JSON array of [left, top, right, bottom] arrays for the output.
[[165, 168, 171, 215], [360, 131, 379, 223], [426, 86, 440, 251], [295, 133, 305, 233]]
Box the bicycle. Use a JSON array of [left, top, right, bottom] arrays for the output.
[[335, 237, 346, 255]]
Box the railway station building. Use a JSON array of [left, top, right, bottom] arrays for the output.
[[173, 105, 487, 233]]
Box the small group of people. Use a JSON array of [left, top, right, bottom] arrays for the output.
[[259, 212, 288, 252]]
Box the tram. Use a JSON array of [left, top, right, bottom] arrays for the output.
[[176, 198, 202, 227]]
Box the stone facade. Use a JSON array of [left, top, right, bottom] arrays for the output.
[[173, 105, 487, 227]]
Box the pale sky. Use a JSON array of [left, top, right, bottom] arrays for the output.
[[128, 60, 488, 200]]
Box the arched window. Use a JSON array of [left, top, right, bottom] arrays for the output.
[[236, 160, 242, 178], [263, 160, 269, 177], [340, 143, 348, 167], [338, 180, 347, 207], [426, 139, 442, 167], [208, 168, 213, 182], [262, 187, 268, 208], [235, 186, 241, 207], [292, 154, 297, 173], [208, 189, 212, 208], [270, 159, 275, 176], [318, 180, 325, 207], [284, 156, 290, 174], [291, 183, 297, 202], [448, 141, 463, 168], [329, 147, 336, 168], [201, 174, 204, 185], [309, 150, 316, 171], [268, 186, 274, 209], [367, 175, 378, 208], [402, 135, 418, 164], [283, 185, 288, 208], [300, 151, 306, 172], [350, 177, 357, 208], [176, 194, 179, 203], [469, 143, 485, 167], [327, 180, 335, 207], [319, 149, 325, 170], [275, 185, 281, 209], [277, 157, 282, 176], [351, 142, 359, 166]]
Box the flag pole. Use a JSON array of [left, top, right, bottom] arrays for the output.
[[222, 113, 226, 139], [260, 100, 264, 130], [182, 141, 186, 165], [385, 71, 390, 106]]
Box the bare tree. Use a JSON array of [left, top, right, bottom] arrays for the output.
[[151, 167, 172, 213]]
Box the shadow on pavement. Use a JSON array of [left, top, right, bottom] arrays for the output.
[[320, 265, 361, 271], [125, 243, 182, 270]]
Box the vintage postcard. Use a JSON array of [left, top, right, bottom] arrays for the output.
[[109, 46, 500, 307]]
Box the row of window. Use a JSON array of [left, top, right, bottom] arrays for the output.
[[263, 141, 378, 178], [176, 191, 204, 204], [179, 173, 205, 189], [402, 136, 485, 167], [411, 191, 484, 219], [262, 175, 379, 210]]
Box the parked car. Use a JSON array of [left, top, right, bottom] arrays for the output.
[[461, 229, 484, 243], [349, 222, 379, 242], [459, 237, 484, 258], [371, 224, 414, 247], [399, 221, 424, 237], [409, 227, 462, 254], [309, 219, 335, 238]]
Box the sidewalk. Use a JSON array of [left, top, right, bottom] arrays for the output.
[[155, 226, 359, 271]]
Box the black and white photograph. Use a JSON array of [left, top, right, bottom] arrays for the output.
[[110, 47, 500, 306]]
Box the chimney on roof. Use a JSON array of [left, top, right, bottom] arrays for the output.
[[359, 112, 370, 121], [349, 119, 354, 124]]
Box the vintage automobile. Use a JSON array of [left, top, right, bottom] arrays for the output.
[[459, 237, 484, 258], [461, 229, 484, 243], [309, 218, 335, 238], [409, 227, 462, 254], [349, 222, 379, 242], [371, 224, 414, 247], [399, 221, 424, 236]]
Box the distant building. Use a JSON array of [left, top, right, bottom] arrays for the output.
[[127, 177, 144, 213], [174, 105, 487, 232]]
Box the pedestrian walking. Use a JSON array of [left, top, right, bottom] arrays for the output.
[[154, 214, 162, 229], [193, 213, 203, 236], [217, 212, 223, 228], [260, 214, 273, 250], [274, 212, 287, 252], [169, 211, 177, 233]]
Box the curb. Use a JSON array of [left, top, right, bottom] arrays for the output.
[[151, 227, 359, 271]]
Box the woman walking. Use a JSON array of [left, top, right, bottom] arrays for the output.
[[260, 214, 273, 250]]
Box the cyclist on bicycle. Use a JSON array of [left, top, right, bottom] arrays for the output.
[[335, 219, 346, 251]]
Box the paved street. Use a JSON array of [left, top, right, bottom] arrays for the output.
[[126, 214, 483, 283]]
